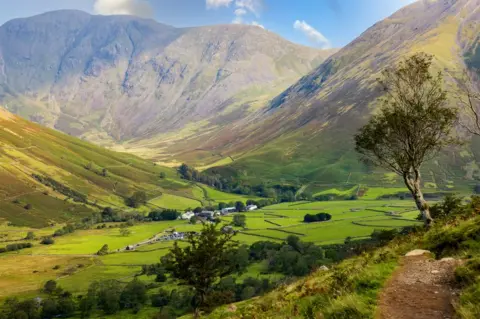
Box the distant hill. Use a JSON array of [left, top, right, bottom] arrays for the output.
[[0, 106, 209, 227], [0, 10, 334, 145]]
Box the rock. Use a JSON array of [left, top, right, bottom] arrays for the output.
[[228, 304, 237, 312], [431, 270, 440, 274], [440, 257, 455, 262], [319, 265, 329, 271], [405, 249, 432, 257]]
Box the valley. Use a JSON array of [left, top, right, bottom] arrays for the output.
[[0, 0, 479, 318]]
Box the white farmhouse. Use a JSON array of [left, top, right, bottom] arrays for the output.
[[246, 205, 258, 211], [181, 211, 195, 220]]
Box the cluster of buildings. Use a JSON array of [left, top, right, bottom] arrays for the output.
[[180, 204, 258, 221]]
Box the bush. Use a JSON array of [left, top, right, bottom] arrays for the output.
[[96, 244, 109, 256], [25, 231, 35, 240], [370, 229, 398, 242], [24, 203, 32, 210], [126, 191, 147, 208], [41, 237, 55, 245], [304, 213, 332, 223]]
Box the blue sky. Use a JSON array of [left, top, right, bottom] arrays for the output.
[[0, 0, 418, 48]]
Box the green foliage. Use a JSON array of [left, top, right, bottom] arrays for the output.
[[119, 279, 147, 313], [235, 201, 246, 212], [125, 191, 147, 208], [354, 52, 458, 224], [162, 224, 238, 315], [43, 280, 57, 295], [25, 231, 35, 240], [119, 228, 131, 237], [0, 242, 32, 254], [304, 212, 332, 223], [233, 214, 246, 228], [96, 244, 109, 256], [148, 210, 180, 221], [41, 237, 55, 245], [32, 174, 88, 203]]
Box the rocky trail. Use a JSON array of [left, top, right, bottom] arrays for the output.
[[377, 250, 461, 319]]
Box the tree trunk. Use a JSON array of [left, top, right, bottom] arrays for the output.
[[403, 171, 433, 226]]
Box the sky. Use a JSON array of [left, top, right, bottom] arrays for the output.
[[0, 0, 418, 48]]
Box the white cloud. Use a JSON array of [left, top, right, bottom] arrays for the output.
[[235, 0, 262, 16], [293, 20, 331, 49], [251, 21, 265, 29], [234, 8, 247, 16], [93, 0, 153, 18], [206, 0, 234, 9]]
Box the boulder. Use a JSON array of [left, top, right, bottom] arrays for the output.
[[405, 249, 432, 257], [319, 265, 329, 271]]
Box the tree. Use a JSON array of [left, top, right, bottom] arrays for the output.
[[96, 244, 109, 256], [162, 224, 238, 318], [235, 201, 245, 212], [25, 231, 35, 240], [41, 237, 55, 245], [159, 172, 166, 179], [120, 228, 131, 237], [43, 280, 57, 295], [232, 214, 246, 228], [126, 191, 147, 208], [456, 70, 480, 136], [120, 279, 147, 312], [101, 168, 108, 177], [354, 53, 458, 225]]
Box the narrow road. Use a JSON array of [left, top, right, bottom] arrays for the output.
[[377, 252, 461, 319]]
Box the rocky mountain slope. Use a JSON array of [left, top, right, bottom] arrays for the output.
[[0, 10, 334, 144], [157, 0, 480, 192]]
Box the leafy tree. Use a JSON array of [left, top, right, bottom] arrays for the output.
[[354, 53, 458, 225], [193, 207, 202, 214], [162, 224, 238, 318], [126, 191, 147, 208], [232, 214, 246, 228], [95, 280, 123, 315], [235, 201, 246, 212], [120, 228, 131, 237], [96, 244, 109, 256], [120, 279, 147, 312], [159, 172, 166, 179], [218, 202, 227, 210], [151, 289, 170, 307], [43, 280, 57, 295], [101, 168, 108, 177], [41, 237, 55, 245], [25, 231, 35, 240]]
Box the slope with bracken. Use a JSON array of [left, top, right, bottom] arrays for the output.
[[157, 0, 480, 193], [0, 10, 334, 147], [0, 106, 209, 227]]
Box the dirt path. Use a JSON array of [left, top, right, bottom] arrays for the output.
[[377, 252, 461, 319]]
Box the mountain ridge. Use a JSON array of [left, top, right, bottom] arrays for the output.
[[0, 10, 335, 144]]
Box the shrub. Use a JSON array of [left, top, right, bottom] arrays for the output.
[[96, 244, 109, 256], [25, 231, 35, 240], [41, 237, 55, 245], [24, 203, 32, 210]]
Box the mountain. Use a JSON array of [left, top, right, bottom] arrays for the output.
[[147, 0, 480, 194], [0, 10, 334, 145], [0, 106, 214, 228]]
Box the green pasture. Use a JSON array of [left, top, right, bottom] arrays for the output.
[[149, 193, 202, 210]]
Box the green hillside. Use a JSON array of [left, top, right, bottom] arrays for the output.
[[0, 107, 214, 227]]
